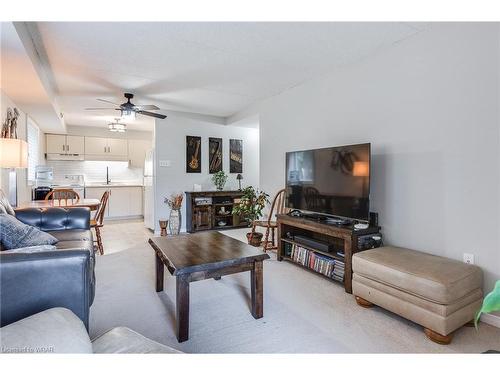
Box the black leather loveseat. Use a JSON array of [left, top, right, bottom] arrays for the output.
[[0, 207, 95, 330]]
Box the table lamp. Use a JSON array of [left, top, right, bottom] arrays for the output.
[[236, 173, 243, 191], [0, 138, 28, 206], [352, 161, 369, 197]]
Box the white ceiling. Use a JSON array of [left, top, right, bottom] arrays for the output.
[[28, 22, 426, 130], [0, 22, 64, 133]]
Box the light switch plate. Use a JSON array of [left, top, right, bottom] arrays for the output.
[[159, 160, 171, 167]]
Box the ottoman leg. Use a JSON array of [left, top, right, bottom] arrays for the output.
[[355, 296, 375, 308], [424, 328, 453, 345]]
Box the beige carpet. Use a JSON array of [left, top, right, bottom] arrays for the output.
[[90, 224, 500, 353]]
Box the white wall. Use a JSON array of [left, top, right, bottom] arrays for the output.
[[154, 114, 259, 232], [244, 23, 500, 292]]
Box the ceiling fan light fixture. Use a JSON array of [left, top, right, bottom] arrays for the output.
[[121, 108, 136, 121], [108, 119, 127, 133]]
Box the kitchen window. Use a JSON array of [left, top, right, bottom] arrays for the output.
[[27, 117, 40, 183]]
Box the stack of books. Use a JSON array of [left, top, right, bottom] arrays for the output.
[[290, 244, 345, 282], [332, 259, 345, 282]]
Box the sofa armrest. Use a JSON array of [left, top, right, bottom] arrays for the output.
[[14, 207, 91, 231], [0, 250, 92, 330]]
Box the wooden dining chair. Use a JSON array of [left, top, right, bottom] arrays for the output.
[[251, 188, 287, 252], [91, 191, 110, 255], [44, 189, 80, 206]]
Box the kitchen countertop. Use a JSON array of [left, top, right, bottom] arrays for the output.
[[85, 183, 144, 188]]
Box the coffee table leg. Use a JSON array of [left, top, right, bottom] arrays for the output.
[[251, 260, 263, 319], [176, 274, 190, 342], [155, 253, 164, 292]]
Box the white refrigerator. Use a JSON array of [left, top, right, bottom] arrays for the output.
[[143, 149, 155, 230]]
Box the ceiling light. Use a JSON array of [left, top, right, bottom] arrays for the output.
[[108, 119, 127, 133], [120, 109, 136, 121]]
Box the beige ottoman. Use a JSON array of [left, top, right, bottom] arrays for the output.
[[352, 246, 483, 344]]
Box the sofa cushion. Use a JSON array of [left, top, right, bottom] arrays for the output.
[[2, 245, 57, 254], [49, 230, 93, 252], [0, 214, 58, 250], [0, 189, 15, 216], [0, 307, 92, 353], [352, 246, 483, 304], [91, 327, 181, 354]]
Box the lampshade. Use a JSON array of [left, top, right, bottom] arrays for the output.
[[236, 173, 243, 180], [0, 138, 28, 168], [352, 161, 369, 177]]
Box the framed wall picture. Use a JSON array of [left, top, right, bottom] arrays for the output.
[[186, 136, 202, 173], [229, 139, 243, 173], [209, 137, 223, 174]]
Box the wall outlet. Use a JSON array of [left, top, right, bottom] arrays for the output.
[[463, 253, 474, 265], [159, 160, 171, 167]]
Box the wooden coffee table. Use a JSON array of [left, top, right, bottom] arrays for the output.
[[148, 232, 270, 342]]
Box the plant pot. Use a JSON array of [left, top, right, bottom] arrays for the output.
[[246, 232, 263, 247]]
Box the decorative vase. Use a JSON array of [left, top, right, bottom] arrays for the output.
[[159, 219, 168, 236], [169, 209, 181, 235]]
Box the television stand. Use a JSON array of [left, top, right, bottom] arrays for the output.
[[277, 214, 380, 293]]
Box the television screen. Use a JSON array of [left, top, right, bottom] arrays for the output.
[[285, 143, 370, 220]]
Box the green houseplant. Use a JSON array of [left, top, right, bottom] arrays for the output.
[[212, 171, 228, 191], [475, 280, 500, 328], [232, 186, 269, 246]]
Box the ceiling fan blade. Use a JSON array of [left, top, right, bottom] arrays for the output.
[[85, 107, 117, 110], [134, 104, 160, 111], [137, 110, 167, 119], [97, 98, 121, 106]]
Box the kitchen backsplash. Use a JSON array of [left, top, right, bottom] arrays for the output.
[[46, 160, 143, 184]]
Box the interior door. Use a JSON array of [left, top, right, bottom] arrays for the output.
[[107, 138, 128, 157], [85, 137, 108, 156], [66, 135, 85, 154], [46, 134, 66, 154]]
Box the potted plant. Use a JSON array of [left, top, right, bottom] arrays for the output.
[[212, 170, 228, 191], [232, 186, 269, 246], [475, 280, 500, 353], [475, 280, 500, 327]]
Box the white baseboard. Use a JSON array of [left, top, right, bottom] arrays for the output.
[[481, 313, 500, 328]]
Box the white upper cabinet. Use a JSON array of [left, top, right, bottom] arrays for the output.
[[46, 134, 85, 160], [47, 134, 149, 162], [85, 137, 128, 161], [128, 139, 151, 168], [107, 138, 128, 157], [66, 135, 85, 155], [46, 134, 66, 154], [84, 137, 108, 156]]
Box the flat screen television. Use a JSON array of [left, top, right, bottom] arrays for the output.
[[285, 143, 370, 221]]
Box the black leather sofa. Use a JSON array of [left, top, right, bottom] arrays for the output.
[[0, 207, 95, 330]]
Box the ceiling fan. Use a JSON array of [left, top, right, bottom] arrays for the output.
[[85, 93, 167, 119]]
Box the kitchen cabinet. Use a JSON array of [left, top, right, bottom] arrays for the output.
[[85, 186, 143, 219], [66, 135, 85, 154], [128, 139, 151, 168], [107, 138, 128, 156], [85, 137, 128, 161], [84, 137, 108, 156], [46, 134, 85, 160]]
